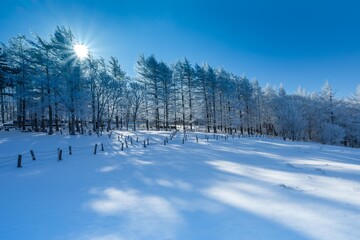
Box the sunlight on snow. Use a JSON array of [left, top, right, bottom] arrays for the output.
[[88, 188, 181, 239], [1, 130, 360, 240], [291, 159, 360, 173], [204, 160, 360, 240], [0, 138, 9, 144], [98, 165, 119, 173], [155, 179, 193, 191], [206, 160, 360, 208], [203, 180, 359, 240], [131, 158, 154, 165]]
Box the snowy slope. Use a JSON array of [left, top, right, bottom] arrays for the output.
[[0, 130, 359, 240]]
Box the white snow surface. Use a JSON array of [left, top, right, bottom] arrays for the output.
[[0, 130, 359, 240]]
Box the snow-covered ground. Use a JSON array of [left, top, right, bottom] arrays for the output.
[[0, 130, 359, 240]]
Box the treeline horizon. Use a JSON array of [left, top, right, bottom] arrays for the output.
[[1, 26, 360, 147]]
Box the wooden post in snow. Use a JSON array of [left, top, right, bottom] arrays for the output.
[[94, 144, 98, 155], [17, 155, 22, 168], [30, 150, 36, 160], [58, 149, 62, 161]]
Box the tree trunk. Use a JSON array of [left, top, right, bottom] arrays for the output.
[[41, 88, 45, 132], [133, 113, 137, 131], [165, 102, 169, 131], [155, 92, 160, 131], [34, 113, 39, 132], [107, 119, 111, 132], [201, 77, 210, 133], [187, 77, 193, 131], [0, 88, 5, 124], [92, 89, 96, 132], [70, 112, 76, 135], [76, 117, 80, 133], [21, 98, 26, 131], [219, 94, 223, 132], [48, 103, 53, 135], [55, 102, 59, 132], [80, 119, 84, 134], [115, 115, 119, 129], [181, 79, 186, 131], [239, 110, 243, 134], [228, 102, 231, 134], [212, 91, 217, 133]]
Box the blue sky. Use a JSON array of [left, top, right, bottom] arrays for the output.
[[1, 0, 360, 97]]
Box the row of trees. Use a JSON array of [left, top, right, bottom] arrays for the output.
[[1, 26, 359, 147]]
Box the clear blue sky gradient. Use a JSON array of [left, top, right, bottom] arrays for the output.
[[1, 0, 360, 97]]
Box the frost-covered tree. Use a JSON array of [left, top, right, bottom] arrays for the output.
[[251, 79, 264, 135], [107, 56, 126, 131], [172, 59, 196, 131], [215, 68, 229, 132], [236, 76, 254, 134], [136, 54, 162, 130], [173, 60, 187, 131], [222, 73, 237, 134], [5, 35, 35, 130], [206, 65, 218, 133], [1, 26, 360, 148], [317, 81, 345, 145], [158, 61, 172, 130], [128, 81, 145, 131], [84, 54, 99, 132], [262, 84, 277, 135], [182, 59, 195, 130], [194, 63, 210, 132], [28, 35, 60, 134], [50, 26, 83, 135], [340, 85, 360, 147], [0, 45, 17, 125], [94, 58, 116, 133]]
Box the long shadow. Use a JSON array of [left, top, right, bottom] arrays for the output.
[[85, 164, 310, 240], [76, 131, 360, 239]]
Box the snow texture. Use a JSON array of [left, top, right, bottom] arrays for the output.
[[0, 130, 359, 240]]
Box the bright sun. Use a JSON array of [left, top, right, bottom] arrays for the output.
[[73, 44, 89, 59]]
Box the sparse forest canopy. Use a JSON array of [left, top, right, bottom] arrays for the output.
[[1, 26, 359, 147]]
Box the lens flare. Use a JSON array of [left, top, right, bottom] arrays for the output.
[[73, 44, 89, 59]]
